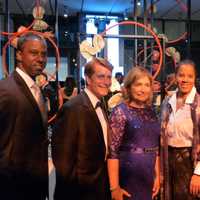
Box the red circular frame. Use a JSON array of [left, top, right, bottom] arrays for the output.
[[100, 20, 163, 80]]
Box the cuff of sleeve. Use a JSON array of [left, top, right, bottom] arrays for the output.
[[194, 162, 200, 175]]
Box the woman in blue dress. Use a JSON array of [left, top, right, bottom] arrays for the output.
[[108, 66, 160, 200]]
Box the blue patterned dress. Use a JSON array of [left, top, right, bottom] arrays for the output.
[[109, 102, 160, 200]]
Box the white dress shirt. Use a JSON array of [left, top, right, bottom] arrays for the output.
[[167, 86, 200, 174], [84, 88, 108, 156], [16, 68, 39, 102], [16, 68, 47, 121], [167, 87, 196, 147]]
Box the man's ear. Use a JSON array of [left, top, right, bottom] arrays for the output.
[[16, 50, 22, 62], [85, 76, 91, 86]]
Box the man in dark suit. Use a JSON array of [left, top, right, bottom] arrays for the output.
[[0, 33, 49, 199], [52, 57, 113, 200]]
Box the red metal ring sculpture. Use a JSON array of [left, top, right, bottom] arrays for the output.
[[100, 20, 163, 80]]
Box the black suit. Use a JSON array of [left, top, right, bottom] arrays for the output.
[[0, 71, 48, 200], [52, 91, 111, 200]]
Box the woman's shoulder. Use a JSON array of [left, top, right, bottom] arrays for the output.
[[114, 101, 129, 110], [110, 102, 128, 116], [193, 92, 200, 108], [195, 91, 200, 99]]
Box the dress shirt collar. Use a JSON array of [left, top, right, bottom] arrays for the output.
[[16, 67, 36, 88], [169, 86, 196, 111], [84, 88, 99, 109]]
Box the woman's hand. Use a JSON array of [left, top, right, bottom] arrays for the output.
[[152, 175, 160, 199], [111, 186, 131, 200], [190, 174, 200, 196]]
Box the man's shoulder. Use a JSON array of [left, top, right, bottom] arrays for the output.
[[0, 76, 18, 106], [0, 74, 16, 90], [64, 92, 86, 107]]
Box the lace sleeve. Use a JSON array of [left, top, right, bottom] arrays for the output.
[[108, 105, 126, 159]]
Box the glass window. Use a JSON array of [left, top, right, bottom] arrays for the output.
[[84, 15, 122, 77]]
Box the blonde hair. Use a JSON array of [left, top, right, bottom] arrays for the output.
[[123, 66, 153, 106]]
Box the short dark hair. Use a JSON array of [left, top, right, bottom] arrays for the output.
[[17, 32, 47, 51], [115, 72, 123, 77], [64, 76, 76, 88], [175, 59, 196, 76], [84, 57, 113, 78]]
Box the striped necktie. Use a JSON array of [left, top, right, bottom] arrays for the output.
[[31, 83, 48, 123]]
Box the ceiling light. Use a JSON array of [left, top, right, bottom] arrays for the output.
[[137, 1, 141, 6]]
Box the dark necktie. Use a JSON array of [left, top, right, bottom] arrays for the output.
[[95, 100, 108, 119], [95, 101, 103, 110]]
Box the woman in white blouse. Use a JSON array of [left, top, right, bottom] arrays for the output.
[[161, 59, 200, 200]]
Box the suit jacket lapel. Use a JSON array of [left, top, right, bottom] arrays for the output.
[[81, 91, 101, 125], [81, 91, 106, 143], [12, 71, 46, 128]]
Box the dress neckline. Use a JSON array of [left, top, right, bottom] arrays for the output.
[[125, 102, 147, 110]]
